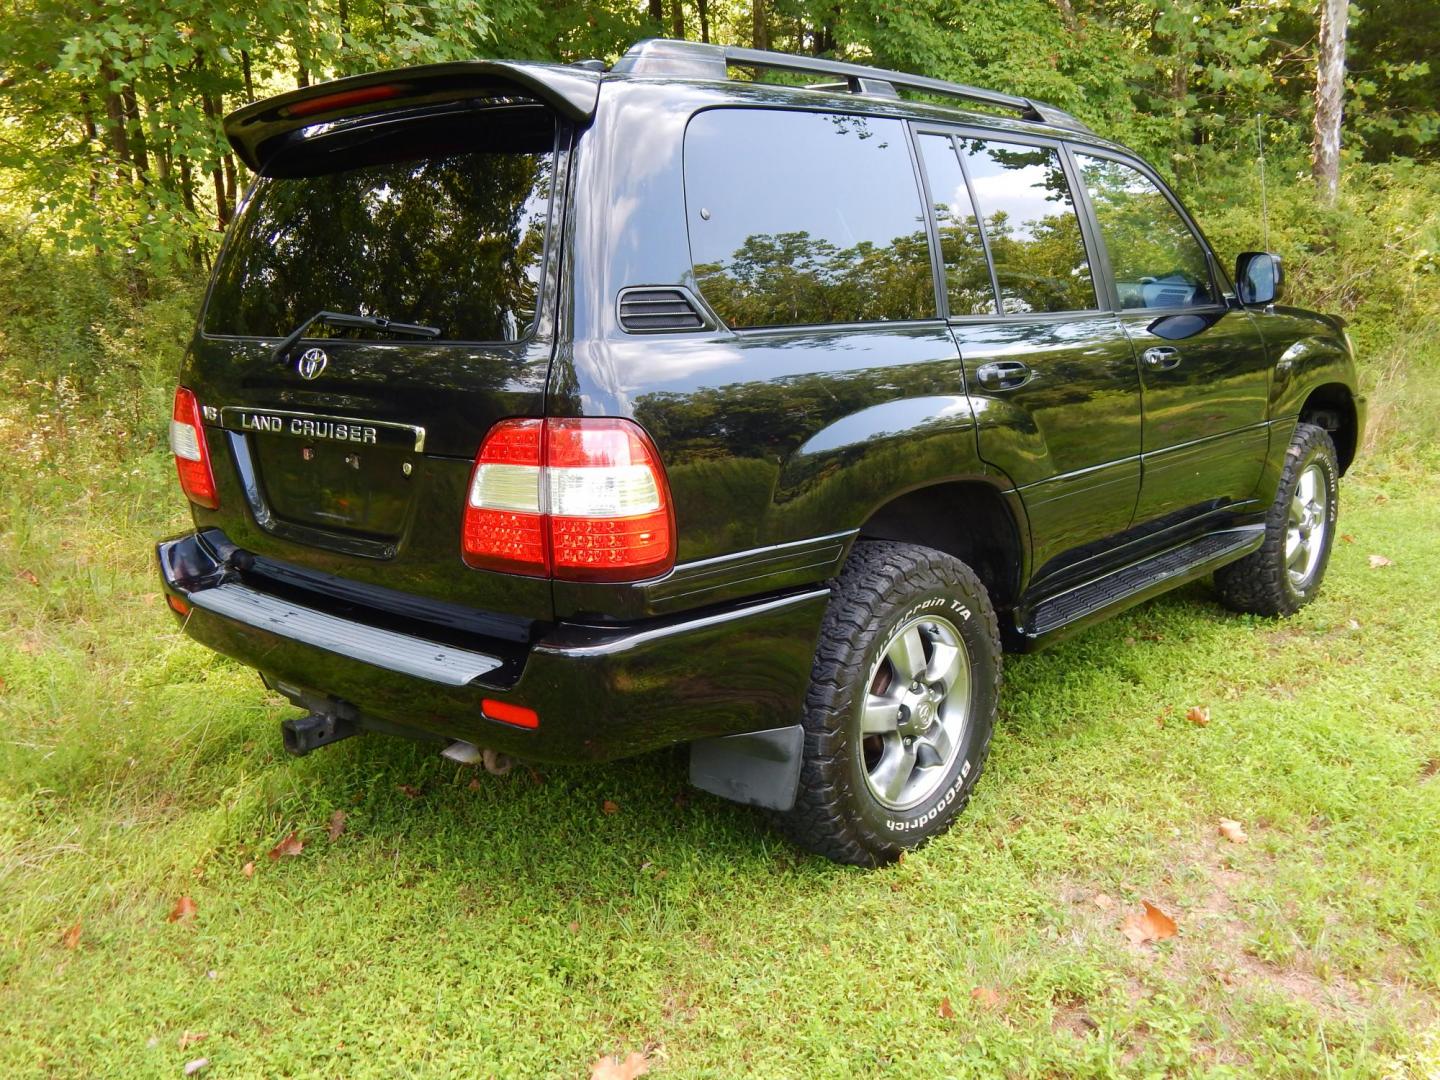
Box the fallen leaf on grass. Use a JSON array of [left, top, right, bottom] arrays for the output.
[[1218, 818, 1248, 844], [327, 810, 347, 842], [526, 765, 546, 786], [970, 986, 1005, 1009], [568, 920, 581, 934], [1091, 893, 1114, 911], [178, 1032, 208, 1050], [1420, 758, 1440, 780], [183, 1058, 209, 1076], [1186, 706, 1210, 727], [601, 799, 620, 816], [15, 568, 39, 586], [1120, 900, 1177, 945], [61, 921, 82, 950], [241, 861, 254, 879], [589, 1050, 649, 1080], [168, 896, 197, 923], [938, 996, 956, 1019], [396, 784, 422, 799], [1368, 554, 1393, 568], [267, 832, 304, 860], [467, 777, 483, 791], [1340, 533, 1356, 544]]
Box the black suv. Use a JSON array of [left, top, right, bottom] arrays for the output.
[[158, 39, 1363, 865]]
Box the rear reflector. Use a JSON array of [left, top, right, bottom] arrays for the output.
[[481, 698, 540, 729], [284, 84, 406, 118], [166, 594, 191, 616], [462, 418, 675, 582], [171, 387, 219, 509]]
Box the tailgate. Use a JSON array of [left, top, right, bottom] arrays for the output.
[[182, 89, 570, 620]]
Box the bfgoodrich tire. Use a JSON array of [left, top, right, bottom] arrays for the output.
[[776, 541, 1001, 866], [1214, 421, 1340, 617]]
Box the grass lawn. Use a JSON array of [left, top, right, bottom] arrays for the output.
[[2, 432, 1438, 1078]]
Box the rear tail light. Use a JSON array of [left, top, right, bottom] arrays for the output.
[[462, 418, 675, 582], [171, 387, 219, 509]]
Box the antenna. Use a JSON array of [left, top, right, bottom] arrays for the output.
[[1255, 113, 1270, 251]]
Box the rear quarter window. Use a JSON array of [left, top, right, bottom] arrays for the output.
[[683, 108, 935, 329], [205, 107, 556, 343]]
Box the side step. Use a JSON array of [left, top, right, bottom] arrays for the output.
[[1020, 527, 1263, 640]]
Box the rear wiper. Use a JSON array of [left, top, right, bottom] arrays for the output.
[[269, 310, 441, 364]]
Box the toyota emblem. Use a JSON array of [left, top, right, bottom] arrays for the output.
[[297, 347, 328, 380]]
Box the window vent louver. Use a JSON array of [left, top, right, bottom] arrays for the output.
[[618, 287, 707, 333]]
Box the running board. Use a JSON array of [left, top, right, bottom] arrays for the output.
[[1018, 527, 1264, 641]]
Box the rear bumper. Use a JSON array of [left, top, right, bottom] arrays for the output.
[[157, 532, 829, 762]]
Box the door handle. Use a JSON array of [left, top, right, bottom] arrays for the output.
[[1142, 346, 1182, 371], [975, 360, 1031, 390]]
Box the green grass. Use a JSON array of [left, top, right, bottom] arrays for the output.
[[2, 428, 1439, 1078]]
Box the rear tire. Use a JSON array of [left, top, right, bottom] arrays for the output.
[[1214, 422, 1339, 617], [776, 541, 1001, 866]]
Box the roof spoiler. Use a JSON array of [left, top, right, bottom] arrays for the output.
[[223, 61, 601, 172]]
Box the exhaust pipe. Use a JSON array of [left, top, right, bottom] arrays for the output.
[[440, 740, 514, 776]]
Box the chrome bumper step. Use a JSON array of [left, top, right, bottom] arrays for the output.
[[186, 582, 502, 686]]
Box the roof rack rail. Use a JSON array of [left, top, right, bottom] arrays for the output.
[[611, 38, 1093, 135]]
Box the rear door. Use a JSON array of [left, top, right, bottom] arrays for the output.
[[1071, 151, 1270, 525], [187, 100, 565, 617], [914, 128, 1142, 582]]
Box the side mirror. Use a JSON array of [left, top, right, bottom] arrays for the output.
[[1236, 251, 1284, 306]]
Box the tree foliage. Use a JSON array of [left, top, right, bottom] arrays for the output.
[[1, 0, 1438, 275]]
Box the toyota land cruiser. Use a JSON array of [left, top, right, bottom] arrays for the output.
[[157, 39, 1363, 865]]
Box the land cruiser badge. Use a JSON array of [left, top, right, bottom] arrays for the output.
[[296, 347, 328, 380]]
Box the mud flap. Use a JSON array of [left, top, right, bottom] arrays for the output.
[[689, 724, 805, 812]]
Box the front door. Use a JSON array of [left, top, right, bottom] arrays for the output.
[[1072, 151, 1271, 524], [914, 129, 1142, 582]]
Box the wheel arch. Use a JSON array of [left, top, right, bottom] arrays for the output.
[[855, 480, 1026, 610], [1299, 382, 1359, 474]]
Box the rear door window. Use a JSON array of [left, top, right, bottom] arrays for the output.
[[683, 108, 935, 329], [205, 106, 557, 343], [955, 138, 1097, 315], [1075, 154, 1219, 310], [914, 133, 997, 316]]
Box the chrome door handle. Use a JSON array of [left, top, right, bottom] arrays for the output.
[[975, 360, 1031, 390], [1142, 346, 1182, 370]]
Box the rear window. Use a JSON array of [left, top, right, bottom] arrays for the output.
[[204, 106, 557, 343]]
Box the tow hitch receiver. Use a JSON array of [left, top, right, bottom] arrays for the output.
[[281, 712, 360, 756]]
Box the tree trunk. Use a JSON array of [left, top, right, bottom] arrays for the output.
[[98, 63, 132, 185], [670, 0, 684, 39], [241, 50, 255, 102], [648, 0, 663, 27], [697, 0, 709, 43], [752, 0, 769, 50], [200, 92, 233, 229], [122, 83, 149, 183], [1054, 0, 1077, 33], [1312, 0, 1349, 205]]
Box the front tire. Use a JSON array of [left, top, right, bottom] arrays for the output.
[[1215, 422, 1339, 617], [776, 541, 1001, 866]]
